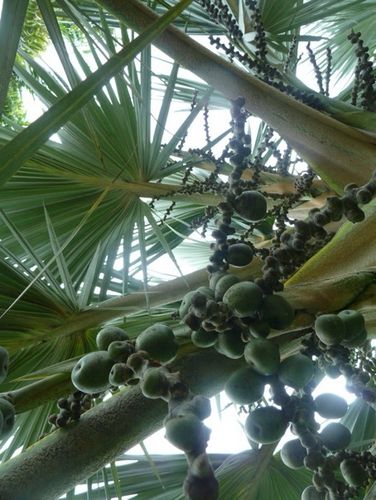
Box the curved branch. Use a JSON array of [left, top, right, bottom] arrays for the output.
[[96, 0, 376, 192]]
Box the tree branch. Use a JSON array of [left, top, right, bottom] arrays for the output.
[[96, 0, 376, 192]]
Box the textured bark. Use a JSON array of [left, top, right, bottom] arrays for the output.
[[0, 349, 241, 500], [96, 0, 376, 193]]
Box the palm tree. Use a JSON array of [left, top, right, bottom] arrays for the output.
[[0, 0, 375, 498]]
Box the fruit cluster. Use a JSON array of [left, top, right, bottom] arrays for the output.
[[49, 391, 93, 428], [0, 346, 16, 442], [70, 324, 179, 396]]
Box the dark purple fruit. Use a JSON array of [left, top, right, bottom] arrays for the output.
[[234, 190, 267, 222]]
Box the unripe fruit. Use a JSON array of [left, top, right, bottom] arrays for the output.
[[314, 393, 348, 419], [0, 347, 9, 383], [342, 327, 367, 347], [338, 309, 365, 341], [314, 314, 345, 346], [245, 406, 287, 444], [191, 329, 217, 348], [280, 439, 307, 469], [209, 271, 227, 290], [320, 423, 351, 451], [248, 320, 270, 339], [179, 291, 196, 319], [0, 398, 15, 439], [109, 363, 134, 386], [165, 415, 210, 453], [196, 286, 215, 299], [96, 326, 129, 351], [340, 458, 368, 487], [225, 366, 265, 405], [234, 190, 267, 222], [176, 395, 212, 421], [107, 340, 134, 362], [215, 330, 245, 359], [278, 354, 314, 389], [71, 351, 113, 394], [223, 281, 263, 318], [227, 243, 253, 267], [301, 486, 327, 500], [214, 274, 240, 301], [141, 368, 169, 399], [135, 324, 178, 363], [244, 338, 280, 375], [261, 294, 294, 330]]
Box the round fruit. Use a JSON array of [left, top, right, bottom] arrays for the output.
[[261, 294, 294, 330], [135, 323, 178, 363], [214, 274, 240, 301], [340, 458, 368, 487], [191, 328, 217, 348], [245, 406, 287, 444], [179, 291, 196, 319], [278, 354, 314, 389], [280, 439, 307, 469], [0, 347, 9, 383], [126, 351, 148, 375], [96, 326, 129, 350], [248, 320, 270, 339], [223, 281, 263, 318], [338, 309, 365, 341], [209, 271, 227, 290], [225, 366, 265, 405], [165, 415, 210, 453], [0, 398, 15, 439], [301, 486, 327, 500], [234, 190, 267, 222], [107, 340, 134, 362], [71, 351, 114, 394], [244, 338, 280, 375], [141, 368, 169, 399], [215, 330, 245, 359], [314, 393, 348, 419], [227, 243, 253, 267], [320, 422, 351, 451], [314, 314, 345, 346], [109, 363, 134, 386], [342, 327, 367, 348], [196, 286, 215, 299]]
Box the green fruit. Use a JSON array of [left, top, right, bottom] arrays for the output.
[[301, 486, 327, 500], [342, 327, 367, 348], [227, 243, 253, 267], [244, 338, 280, 375], [278, 354, 314, 389], [165, 415, 210, 453], [191, 328, 217, 348], [214, 274, 240, 301], [109, 363, 134, 386], [0, 346, 9, 383], [314, 314, 345, 346], [71, 351, 113, 394], [245, 406, 287, 444], [179, 291, 196, 319], [340, 458, 368, 487], [141, 368, 169, 399], [248, 320, 270, 339], [0, 398, 15, 439], [234, 190, 267, 222], [320, 423, 351, 451], [126, 352, 148, 375], [107, 340, 134, 362], [196, 286, 215, 299], [96, 326, 129, 350], [280, 439, 307, 469], [215, 330, 245, 359], [209, 271, 227, 290], [225, 366, 265, 404], [223, 281, 263, 318], [314, 393, 348, 419], [338, 309, 365, 341], [135, 323, 178, 363], [262, 294, 294, 330]]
